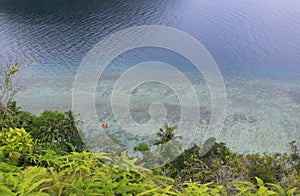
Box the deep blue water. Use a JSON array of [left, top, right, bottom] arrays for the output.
[[0, 0, 299, 153], [1, 0, 299, 77]]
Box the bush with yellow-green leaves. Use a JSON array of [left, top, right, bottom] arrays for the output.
[[0, 126, 298, 195], [0, 106, 299, 195], [0, 128, 32, 165]]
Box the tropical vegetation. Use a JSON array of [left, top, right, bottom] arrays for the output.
[[0, 61, 299, 195]]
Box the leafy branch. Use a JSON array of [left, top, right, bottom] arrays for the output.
[[0, 60, 34, 117]]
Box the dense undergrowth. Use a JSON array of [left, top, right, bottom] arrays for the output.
[[0, 102, 300, 195]]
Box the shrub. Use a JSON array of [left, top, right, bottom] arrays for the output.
[[134, 143, 150, 152], [0, 127, 32, 165]]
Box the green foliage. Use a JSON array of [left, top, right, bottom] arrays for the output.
[[154, 138, 300, 195], [156, 140, 182, 162], [156, 139, 232, 183], [0, 108, 85, 154], [0, 60, 34, 118], [290, 141, 300, 174], [0, 104, 299, 195], [134, 143, 150, 152], [0, 127, 32, 164], [32, 110, 85, 152], [230, 177, 299, 195], [154, 123, 182, 146], [181, 181, 225, 195], [0, 144, 298, 195], [0, 151, 182, 195]]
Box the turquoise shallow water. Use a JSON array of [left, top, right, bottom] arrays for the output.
[[0, 0, 299, 153]]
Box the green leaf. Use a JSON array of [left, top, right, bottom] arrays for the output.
[[28, 193, 50, 196], [266, 183, 284, 195], [255, 177, 264, 187], [0, 185, 15, 196], [27, 178, 52, 193], [137, 188, 160, 196], [286, 188, 297, 196]]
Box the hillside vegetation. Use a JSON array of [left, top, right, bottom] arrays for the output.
[[0, 61, 299, 195], [0, 102, 299, 195]]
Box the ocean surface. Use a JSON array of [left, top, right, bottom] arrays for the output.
[[0, 0, 299, 153]]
